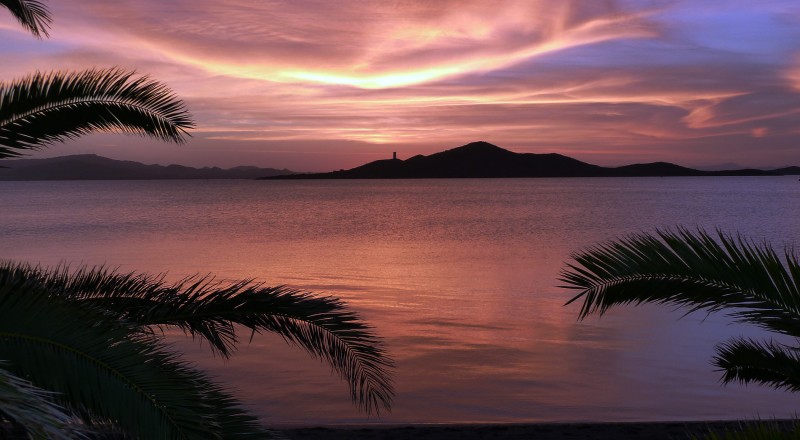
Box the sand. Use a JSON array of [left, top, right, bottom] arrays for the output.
[[280, 420, 798, 440]]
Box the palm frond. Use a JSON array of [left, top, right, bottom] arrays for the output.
[[714, 338, 800, 392], [0, 364, 82, 440], [0, 68, 194, 158], [0, 268, 273, 439], [1, 261, 395, 415], [561, 228, 800, 337], [0, 0, 51, 38]]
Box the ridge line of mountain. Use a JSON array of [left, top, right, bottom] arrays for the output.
[[263, 141, 800, 179], [1, 142, 798, 181], [0, 154, 295, 180]]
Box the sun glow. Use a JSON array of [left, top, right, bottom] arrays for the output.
[[287, 67, 462, 89], [135, 4, 657, 90]]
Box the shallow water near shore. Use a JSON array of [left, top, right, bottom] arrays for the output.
[[2, 177, 799, 424]]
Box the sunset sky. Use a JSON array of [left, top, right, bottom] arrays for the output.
[[3, 0, 800, 171]]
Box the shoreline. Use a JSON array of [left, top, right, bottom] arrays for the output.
[[281, 420, 798, 439]]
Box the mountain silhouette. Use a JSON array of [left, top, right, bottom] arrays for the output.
[[772, 166, 800, 175], [0, 154, 294, 180], [3, 144, 795, 181], [264, 141, 788, 179]]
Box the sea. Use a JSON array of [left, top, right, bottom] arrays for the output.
[[2, 177, 799, 425]]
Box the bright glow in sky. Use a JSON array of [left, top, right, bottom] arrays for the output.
[[3, 0, 800, 170]]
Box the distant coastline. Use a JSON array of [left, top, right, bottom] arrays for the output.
[[264, 141, 800, 180], [0, 154, 295, 180], [2, 142, 798, 181]]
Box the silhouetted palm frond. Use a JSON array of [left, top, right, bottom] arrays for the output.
[[562, 228, 800, 334], [0, 68, 194, 159], [0, 0, 51, 38], [1, 262, 395, 415], [561, 228, 800, 391], [0, 365, 81, 439], [714, 338, 800, 392], [0, 268, 275, 439]]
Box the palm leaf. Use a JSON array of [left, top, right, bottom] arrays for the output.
[[0, 267, 273, 439], [0, 364, 82, 439], [0, 68, 194, 159], [714, 338, 800, 392], [2, 262, 395, 415], [0, 0, 51, 38], [561, 228, 800, 393], [561, 228, 800, 337]]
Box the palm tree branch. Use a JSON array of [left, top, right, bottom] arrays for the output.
[[0, 0, 51, 38], [1, 331, 179, 425], [0, 323, 210, 439], [2, 97, 186, 133], [713, 338, 800, 392], [5, 330, 271, 439], [561, 228, 800, 336], [2, 262, 395, 415], [99, 281, 396, 415], [0, 272, 269, 439], [0, 365, 81, 439], [0, 68, 194, 158], [563, 272, 794, 324]]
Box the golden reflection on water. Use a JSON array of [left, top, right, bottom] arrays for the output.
[[2, 178, 800, 424]]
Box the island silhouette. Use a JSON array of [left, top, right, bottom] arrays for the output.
[[264, 141, 795, 179]]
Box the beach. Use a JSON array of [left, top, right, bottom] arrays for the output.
[[282, 420, 797, 440]]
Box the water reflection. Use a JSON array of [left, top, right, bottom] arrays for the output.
[[1, 177, 799, 424]]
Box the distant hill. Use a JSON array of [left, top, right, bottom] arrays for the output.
[[5, 146, 793, 181], [264, 141, 784, 179], [0, 154, 294, 180], [772, 166, 800, 175]]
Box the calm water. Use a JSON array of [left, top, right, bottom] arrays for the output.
[[2, 177, 800, 425]]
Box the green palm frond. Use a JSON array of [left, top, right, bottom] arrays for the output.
[[0, 364, 81, 440], [2, 261, 395, 415], [714, 338, 800, 392], [0, 0, 51, 38], [0, 68, 194, 159], [561, 228, 800, 336], [0, 268, 273, 440]]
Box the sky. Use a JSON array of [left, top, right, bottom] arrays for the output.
[[3, 0, 800, 171]]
